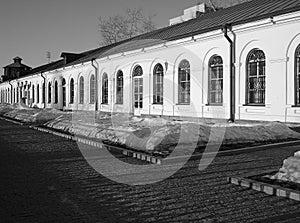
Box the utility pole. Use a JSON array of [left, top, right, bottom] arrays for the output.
[[46, 51, 51, 64], [208, 0, 217, 11]]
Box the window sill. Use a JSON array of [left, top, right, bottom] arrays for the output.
[[152, 103, 163, 105], [243, 104, 266, 107], [292, 105, 300, 108], [176, 103, 190, 106], [205, 103, 223, 106]]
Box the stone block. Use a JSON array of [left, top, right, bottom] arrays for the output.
[[276, 189, 287, 198], [289, 192, 300, 201], [240, 179, 251, 188], [252, 182, 262, 191], [263, 185, 274, 195], [231, 178, 240, 185]]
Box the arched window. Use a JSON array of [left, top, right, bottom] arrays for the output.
[[36, 84, 39, 103], [70, 78, 74, 104], [133, 66, 143, 77], [246, 49, 266, 105], [295, 45, 300, 106], [54, 81, 58, 104], [178, 60, 190, 104], [209, 55, 223, 105], [102, 73, 108, 104], [153, 64, 164, 104], [62, 79, 66, 107], [79, 76, 84, 104], [32, 85, 35, 103], [16, 87, 19, 103], [116, 70, 123, 104], [48, 82, 52, 103], [133, 66, 143, 109], [42, 83, 45, 103], [12, 88, 14, 104], [90, 75, 96, 104]]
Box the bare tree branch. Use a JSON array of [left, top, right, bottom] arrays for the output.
[[98, 8, 157, 46]]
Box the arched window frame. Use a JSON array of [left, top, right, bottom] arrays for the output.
[[102, 73, 108, 104], [153, 64, 164, 104], [116, 70, 123, 104], [246, 49, 266, 105], [54, 81, 58, 104], [79, 76, 84, 104], [70, 78, 74, 104], [48, 82, 52, 104], [178, 60, 190, 105], [208, 55, 223, 105], [90, 75, 96, 104], [295, 45, 300, 106]]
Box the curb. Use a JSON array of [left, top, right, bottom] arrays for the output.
[[227, 176, 300, 202], [29, 125, 161, 165]]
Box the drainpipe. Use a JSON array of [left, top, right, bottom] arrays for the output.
[[91, 59, 99, 112], [8, 81, 13, 104], [41, 72, 46, 108], [222, 24, 235, 122]]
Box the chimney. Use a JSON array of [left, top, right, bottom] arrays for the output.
[[169, 3, 208, 26]]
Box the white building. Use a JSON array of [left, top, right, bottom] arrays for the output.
[[1, 0, 300, 122]]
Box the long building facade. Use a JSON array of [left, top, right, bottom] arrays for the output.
[[1, 0, 300, 122]]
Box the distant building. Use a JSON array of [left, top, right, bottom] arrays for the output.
[[0, 0, 300, 123], [2, 57, 31, 82]]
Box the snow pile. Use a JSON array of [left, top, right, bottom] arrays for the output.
[[271, 151, 300, 183], [45, 113, 300, 153], [1, 103, 299, 154], [0, 104, 14, 115], [2, 105, 66, 123]]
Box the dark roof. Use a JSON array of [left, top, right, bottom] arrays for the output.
[[15, 0, 300, 79], [21, 60, 65, 77], [67, 0, 300, 65]]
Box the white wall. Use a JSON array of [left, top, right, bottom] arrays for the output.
[[1, 11, 300, 123]]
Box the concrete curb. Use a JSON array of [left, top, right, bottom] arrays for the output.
[[227, 175, 300, 202], [29, 125, 161, 165]]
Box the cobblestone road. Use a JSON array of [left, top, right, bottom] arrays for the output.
[[1, 119, 300, 222]]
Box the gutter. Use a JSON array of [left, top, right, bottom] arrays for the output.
[[91, 59, 99, 111], [222, 24, 235, 122], [41, 72, 46, 108]]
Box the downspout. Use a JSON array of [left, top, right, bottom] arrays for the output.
[[91, 59, 99, 112], [8, 81, 13, 104], [41, 72, 46, 108], [222, 24, 235, 122]]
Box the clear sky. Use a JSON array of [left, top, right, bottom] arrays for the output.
[[0, 0, 200, 70]]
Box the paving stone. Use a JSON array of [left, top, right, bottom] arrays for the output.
[[2, 118, 300, 222]]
